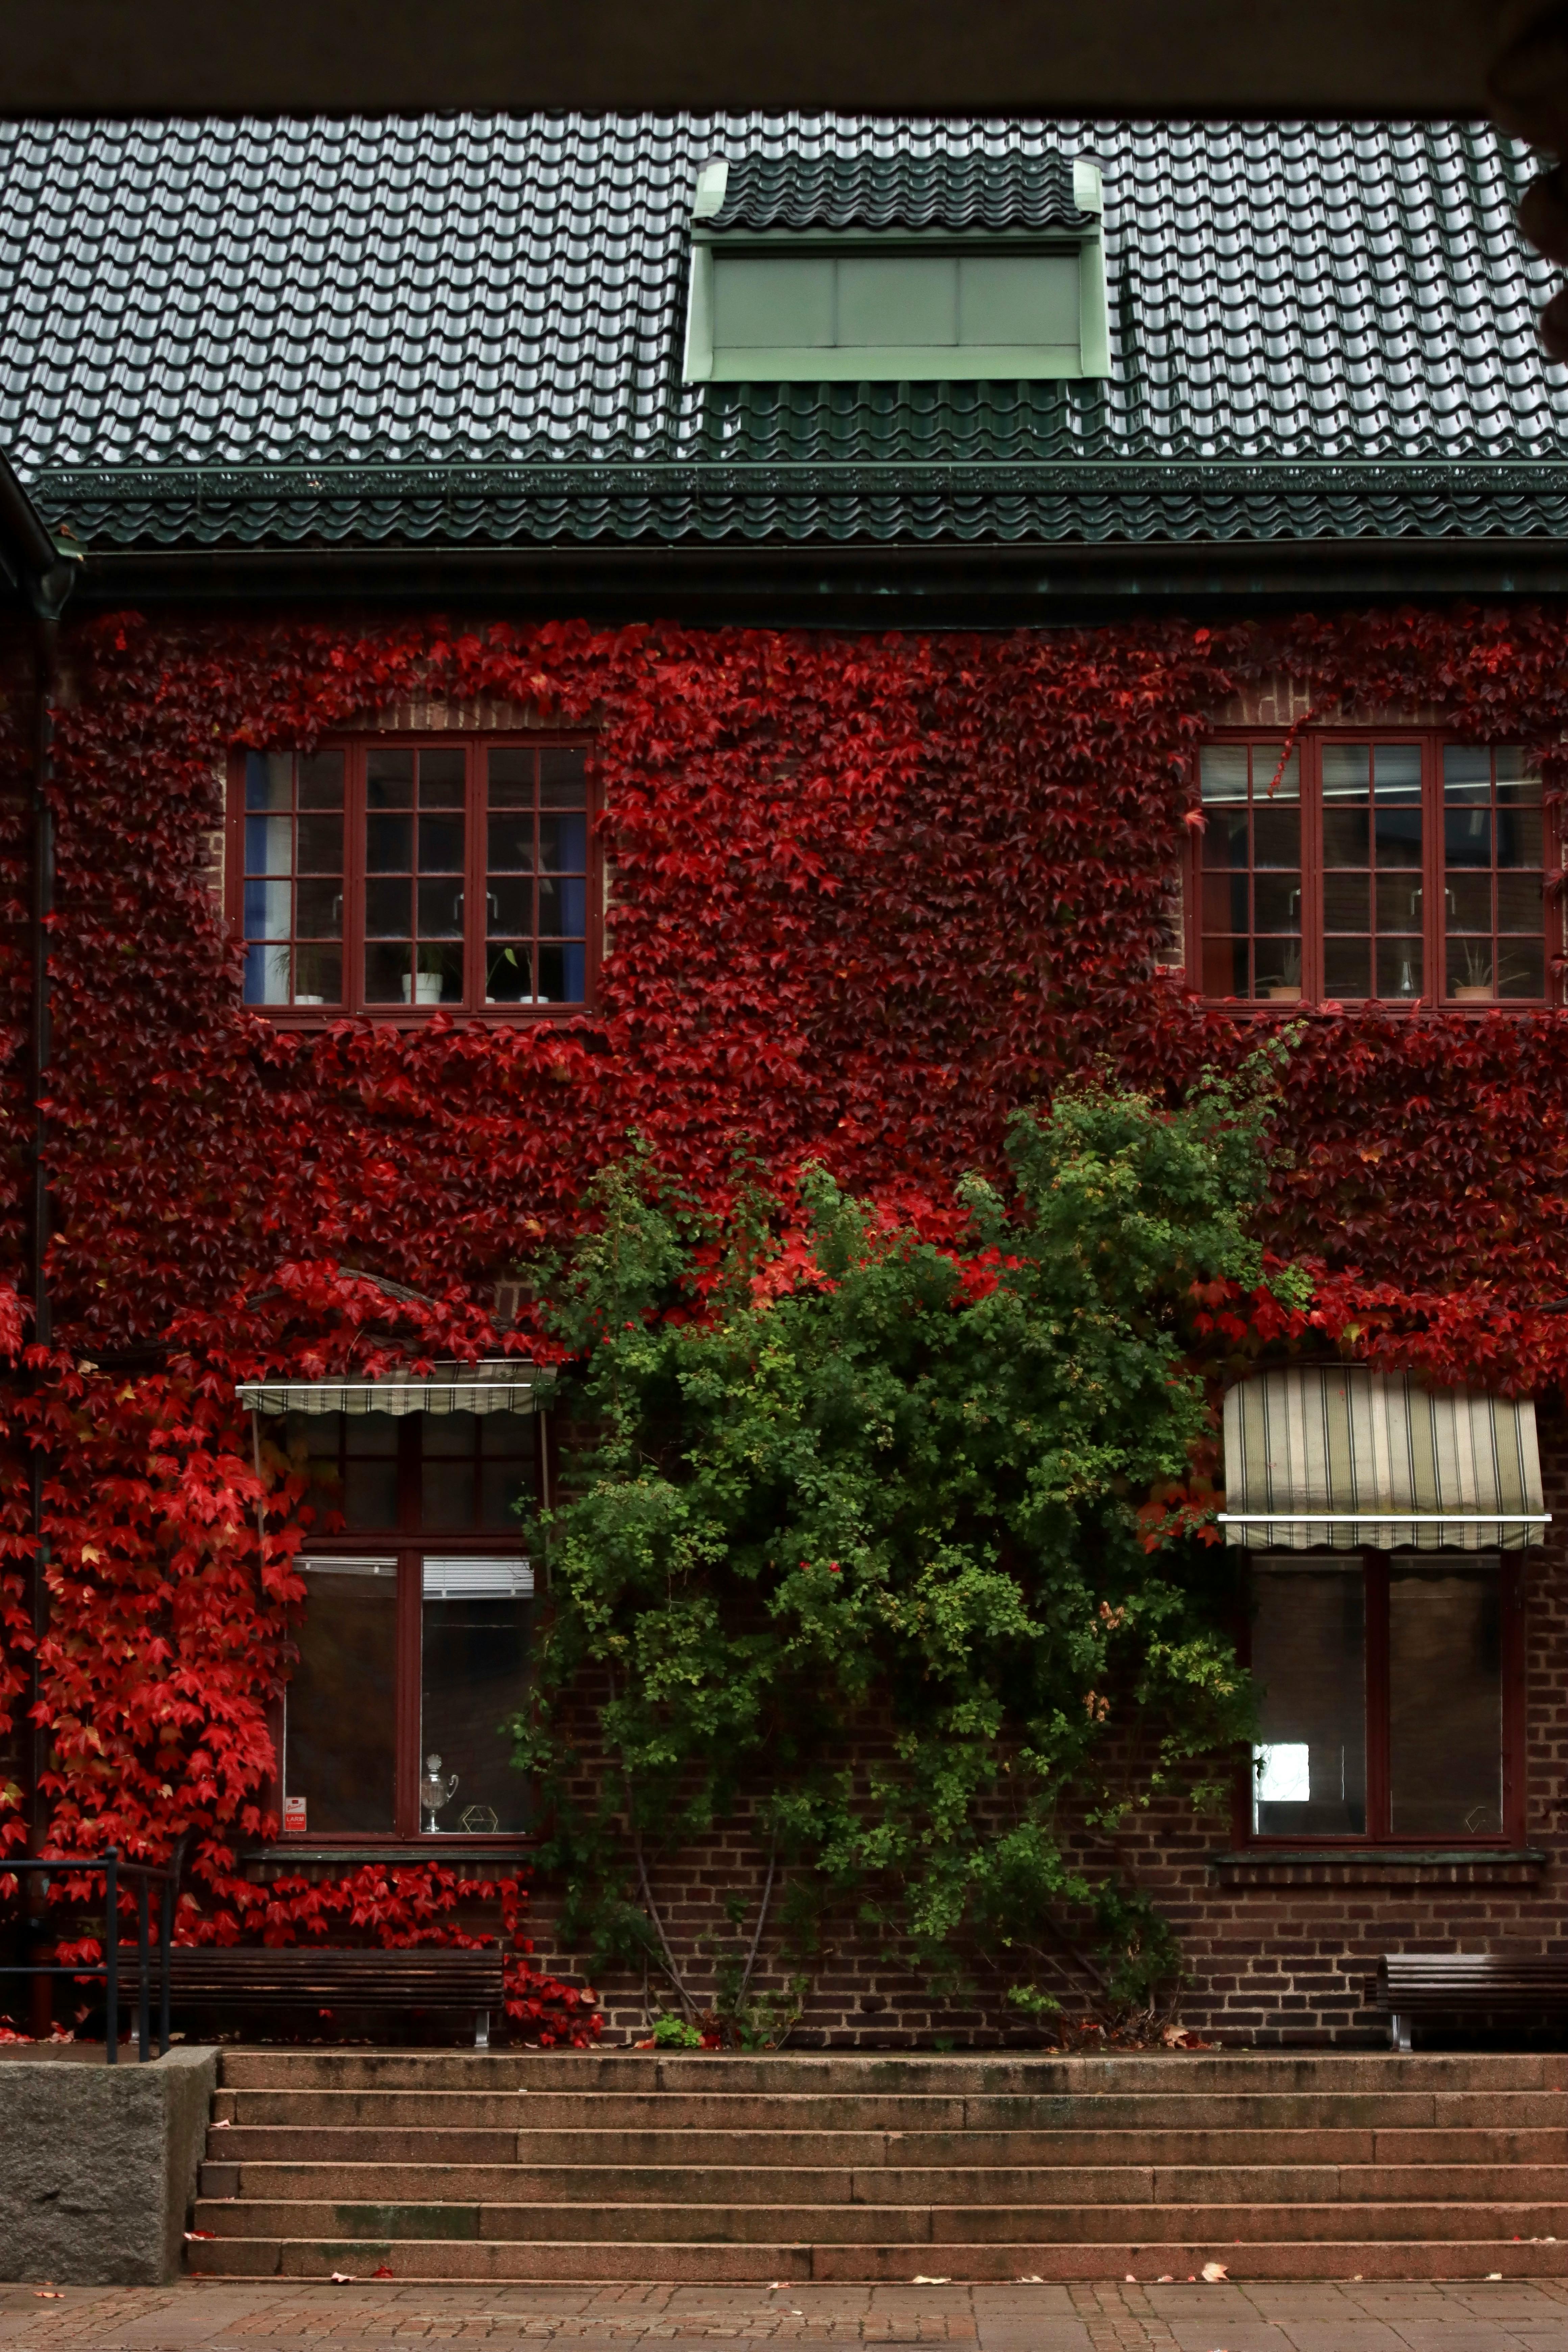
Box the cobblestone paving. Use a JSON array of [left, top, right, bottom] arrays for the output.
[[2, 2282, 1568, 2352]]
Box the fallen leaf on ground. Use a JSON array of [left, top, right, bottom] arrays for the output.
[[1201, 2262, 1229, 2283], [211, 2117, 230, 2130], [371, 2265, 394, 2279], [1157, 2274, 1175, 2282], [33, 2290, 64, 2300], [1125, 2273, 1136, 2282], [1015, 2275, 1044, 2283], [1487, 2272, 1503, 2280], [911, 2275, 950, 2284], [183, 2230, 216, 2241], [329, 2273, 353, 2284]]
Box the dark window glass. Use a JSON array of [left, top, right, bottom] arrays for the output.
[[242, 750, 345, 1007], [1389, 1565, 1503, 1835], [1199, 744, 1301, 1001], [487, 747, 589, 1005], [421, 1564, 533, 1832], [1320, 743, 1423, 1003], [1443, 748, 1546, 1003], [1249, 1553, 1508, 1843], [1251, 1563, 1367, 1834], [284, 1561, 398, 1833]]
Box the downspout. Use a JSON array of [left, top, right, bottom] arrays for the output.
[[0, 452, 80, 2029]]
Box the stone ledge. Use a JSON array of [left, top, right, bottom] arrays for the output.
[[1209, 1846, 1549, 1888]]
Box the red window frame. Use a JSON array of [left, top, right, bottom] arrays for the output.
[[260, 1411, 551, 1851], [1235, 1549, 1527, 1849], [1187, 731, 1560, 1011], [226, 734, 600, 1024]]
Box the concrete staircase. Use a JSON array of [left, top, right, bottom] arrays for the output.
[[186, 2049, 1568, 2283]]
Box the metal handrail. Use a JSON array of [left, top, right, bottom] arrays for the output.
[[0, 1848, 179, 2062]]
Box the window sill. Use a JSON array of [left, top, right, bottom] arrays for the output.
[[1192, 1001, 1553, 1019], [1211, 1846, 1546, 1888], [243, 1837, 533, 1883], [243, 1006, 593, 1028]]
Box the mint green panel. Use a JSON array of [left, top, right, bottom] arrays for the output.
[[836, 255, 958, 348], [712, 255, 833, 349], [957, 254, 1079, 346]]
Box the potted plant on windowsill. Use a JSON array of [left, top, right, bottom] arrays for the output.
[[1451, 940, 1494, 1002], [402, 963, 445, 1006]]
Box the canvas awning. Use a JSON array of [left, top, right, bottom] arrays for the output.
[[1220, 1366, 1548, 1551], [235, 1362, 553, 1417]]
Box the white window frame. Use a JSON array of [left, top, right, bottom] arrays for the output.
[[683, 217, 1110, 385]]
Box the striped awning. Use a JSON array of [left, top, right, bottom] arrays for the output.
[[1220, 1367, 1547, 1551], [236, 1362, 553, 1417]]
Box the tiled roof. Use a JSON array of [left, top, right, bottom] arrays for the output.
[[705, 149, 1094, 231], [0, 113, 1561, 553]]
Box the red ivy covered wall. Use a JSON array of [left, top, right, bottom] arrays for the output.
[[2, 601, 1568, 2018]]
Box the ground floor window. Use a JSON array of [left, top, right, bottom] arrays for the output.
[[1247, 1553, 1521, 1842], [265, 1405, 539, 1841]]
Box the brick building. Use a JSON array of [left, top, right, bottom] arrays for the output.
[[3, 112, 1568, 2048]]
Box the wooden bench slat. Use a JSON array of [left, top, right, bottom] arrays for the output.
[[1375, 1952, 1568, 2048], [157, 1945, 505, 2046]]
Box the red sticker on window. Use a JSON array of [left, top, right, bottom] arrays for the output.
[[283, 1796, 307, 1833]]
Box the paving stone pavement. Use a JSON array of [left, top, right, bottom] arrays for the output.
[[2, 2282, 1568, 2352]]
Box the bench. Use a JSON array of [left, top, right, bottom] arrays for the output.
[[162, 1944, 506, 2047], [1376, 1953, 1568, 2050]]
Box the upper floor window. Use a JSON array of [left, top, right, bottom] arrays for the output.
[[1193, 736, 1552, 1008], [232, 738, 594, 1019], [683, 152, 1110, 383]]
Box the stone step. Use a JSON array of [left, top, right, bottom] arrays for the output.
[[195, 2160, 1568, 2206], [203, 2123, 1568, 2169], [216, 2049, 1563, 2094], [215, 2085, 1568, 2132], [183, 2233, 1568, 2283], [189, 2197, 1568, 2245]]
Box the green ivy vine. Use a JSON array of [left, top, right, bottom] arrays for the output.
[[515, 1067, 1309, 2038]]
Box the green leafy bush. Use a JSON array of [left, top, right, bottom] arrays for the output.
[[516, 1072, 1303, 2033]]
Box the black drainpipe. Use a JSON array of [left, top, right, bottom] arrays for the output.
[[0, 454, 79, 2030]]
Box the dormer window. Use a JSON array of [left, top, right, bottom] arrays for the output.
[[683, 152, 1110, 384]]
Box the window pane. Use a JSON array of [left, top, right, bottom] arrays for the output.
[[1251, 1563, 1366, 1835], [299, 751, 344, 809], [285, 1563, 398, 1834], [1200, 747, 1249, 804], [423, 1460, 476, 1531], [1375, 937, 1423, 1000], [1322, 937, 1370, 998], [539, 748, 588, 805], [421, 1588, 532, 1833], [245, 751, 293, 812], [1376, 875, 1423, 932], [1389, 1565, 1503, 1836], [419, 747, 465, 803], [538, 941, 587, 1001], [1322, 875, 1370, 931], [1448, 938, 1495, 996], [1250, 809, 1299, 868], [367, 749, 414, 803]]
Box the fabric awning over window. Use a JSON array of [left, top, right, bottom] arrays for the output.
[[1220, 1366, 1547, 1551], [236, 1362, 553, 1418]]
